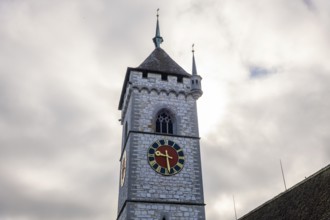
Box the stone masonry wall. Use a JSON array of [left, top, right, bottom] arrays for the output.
[[117, 134, 132, 214], [117, 70, 205, 219], [129, 133, 204, 203], [129, 71, 199, 137], [126, 202, 206, 220]]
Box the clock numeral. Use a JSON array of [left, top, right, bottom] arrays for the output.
[[149, 160, 156, 166], [178, 156, 185, 160], [176, 163, 184, 169], [174, 165, 181, 172], [164, 139, 168, 145], [173, 144, 180, 150], [156, 166, 162, 173]]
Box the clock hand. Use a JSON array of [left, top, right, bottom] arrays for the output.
[[155, 151, 166, 157], [155, 150, 173, 159], [165, 150, 171, 173]]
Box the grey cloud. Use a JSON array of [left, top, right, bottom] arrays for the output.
[[0, 174, 98, 219], [202, 66, 330, 218], [1, 0, 330, 220]]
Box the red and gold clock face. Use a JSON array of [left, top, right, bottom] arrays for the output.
[[120, 150, 126, 187], [147, 139, 185, 176]]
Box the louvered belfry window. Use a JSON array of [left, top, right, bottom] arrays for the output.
[[156, 110, 173, 134]]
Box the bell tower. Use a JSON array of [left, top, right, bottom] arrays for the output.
[[117, 11, 205, 220]]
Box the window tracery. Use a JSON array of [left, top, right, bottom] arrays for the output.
[[155, 110, 174, 134]]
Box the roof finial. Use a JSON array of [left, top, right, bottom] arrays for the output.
[[153, 8, 163, 48], [192, 44, 197, 75]]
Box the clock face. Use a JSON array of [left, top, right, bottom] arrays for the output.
[[120, 150, 127, 187], [147, 139, 185, 176]]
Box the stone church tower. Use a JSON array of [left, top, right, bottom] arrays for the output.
[[117, 12, 206, 220]]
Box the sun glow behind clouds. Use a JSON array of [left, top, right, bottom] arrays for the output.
[[198, 78, 227, 136], [211, 194, 236, 220]]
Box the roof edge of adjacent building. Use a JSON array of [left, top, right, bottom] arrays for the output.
[[238, 163, 330, 220]]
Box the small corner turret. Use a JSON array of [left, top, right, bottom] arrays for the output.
[[190, 44, 203, 100]]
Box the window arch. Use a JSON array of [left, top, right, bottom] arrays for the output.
[[155, 109, 174, 134]]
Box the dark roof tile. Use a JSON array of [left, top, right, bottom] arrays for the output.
[[239, 164, 330, 220], [138, 47, 190, 76]]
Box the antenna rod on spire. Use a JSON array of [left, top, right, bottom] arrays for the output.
[[153, 8, 163, 48], [233, 195, 238, 220], [280, 159, 287, 191]]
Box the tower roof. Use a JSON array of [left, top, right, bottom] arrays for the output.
[[138, 47, 190, 76]]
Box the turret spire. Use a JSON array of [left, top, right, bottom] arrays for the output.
[[153, 9, 163, 48], [192, 44, 197, 75], [190, 43, 203, 100]]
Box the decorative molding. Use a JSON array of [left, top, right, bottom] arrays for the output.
[[131, 85, 191, 98]]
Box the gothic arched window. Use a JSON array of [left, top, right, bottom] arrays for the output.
[[155, 110, 174, 134]]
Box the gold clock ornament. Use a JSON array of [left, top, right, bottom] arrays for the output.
[[120, 150, 127, 187], [147, 139, 185, 176]]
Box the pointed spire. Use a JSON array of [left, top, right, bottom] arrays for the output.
[[153, 9, 163, 48], [192, 44, 197, 75]]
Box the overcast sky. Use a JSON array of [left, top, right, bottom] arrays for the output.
[[1, 0, 330, 220]]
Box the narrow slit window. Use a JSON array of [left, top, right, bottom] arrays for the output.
[[125, 122, 128, 139]]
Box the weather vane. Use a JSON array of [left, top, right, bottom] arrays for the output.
[[157, 8, 159, 17], [192, 44, 195, 54]]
